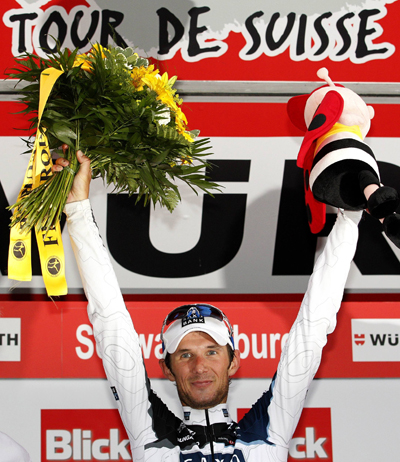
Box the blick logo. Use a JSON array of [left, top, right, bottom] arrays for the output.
[[236, 407, 333, 461], [352, 319, 400, 362], [42, 409, 131, 461], [0, 318, 21, 362]]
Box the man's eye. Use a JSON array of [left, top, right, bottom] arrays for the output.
[[181, 353, 191, 359], [207, 350, 217, 356]]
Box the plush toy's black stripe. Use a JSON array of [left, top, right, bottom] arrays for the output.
[[312, 138, 375, 169]]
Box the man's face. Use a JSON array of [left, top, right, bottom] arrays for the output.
[[159, 331, 240, 410]]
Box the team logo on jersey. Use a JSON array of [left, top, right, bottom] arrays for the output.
[[111, 386, 120, 401], [181, 450, 245, 462], [182, 307, 205, 327]]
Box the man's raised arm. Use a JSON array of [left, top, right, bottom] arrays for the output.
[[58, 151, 159, 456], [267, 209, 361, 448]]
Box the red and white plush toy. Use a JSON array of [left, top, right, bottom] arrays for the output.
[[287, 67, 400, 247]]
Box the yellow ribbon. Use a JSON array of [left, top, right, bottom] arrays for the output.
[[8, 67, 67, 296]]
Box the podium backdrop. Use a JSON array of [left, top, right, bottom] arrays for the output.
[[0, 1, 399, 460]]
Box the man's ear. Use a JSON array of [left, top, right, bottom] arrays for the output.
[[159, 358, 175, 382], [228, 349, 241, 377]]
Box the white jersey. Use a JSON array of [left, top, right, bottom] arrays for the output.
[[66, 200, 359, 461]]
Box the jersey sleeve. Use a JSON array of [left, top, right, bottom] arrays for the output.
[[65, 200, 159, 460], [266, 209, 360, 448]]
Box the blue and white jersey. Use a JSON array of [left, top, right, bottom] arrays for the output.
[[66, 200, 359, 462]]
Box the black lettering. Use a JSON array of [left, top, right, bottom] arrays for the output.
[[273, 161, 400, 276], [370, 333, 386, 346], [266, 12, 295, 51], [0, 334, 5, 345], [8, 13, 38, 53], [100, 10, 127, 48], [335, 12, 355, 56], [157, 7, 185, 55], [296, 14, 307, 56], [188, 7, 221, 57], [0, 182, 12, 276], [388, 334, 399, 346], [356, 9, 388, 59], [42, 234, 58, 246], [244, 11, 264, 55], [71, 10, 100, 48], [354, 162, 400, 275], [40, 167, 52, 182], [106, 160, 250, 277], [7, 334, 18, 346], [314, 12, 332, 56], [41, 148, 51, 166], [20, 183, 32, 199], [273, 160, 330, 275], [39, 11, 67, 53]]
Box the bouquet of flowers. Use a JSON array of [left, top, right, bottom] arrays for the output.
[[8, 43, 218, 233]]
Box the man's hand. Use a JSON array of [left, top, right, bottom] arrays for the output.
[[52, 145, 91, 203]]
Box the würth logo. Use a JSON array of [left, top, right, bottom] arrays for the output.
[[353, 334, 365, 346], [41, 409, 131, 461], [0, 318, 21, 362], [351, 319, 400, 362]]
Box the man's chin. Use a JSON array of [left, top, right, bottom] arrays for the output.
[[182, 390, 227, 410]]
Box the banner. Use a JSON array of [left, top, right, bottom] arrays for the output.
[[1, 1, 400, 295], [2, 102, 400, 293], [1, 299, 399, 379], [0, 0, 399, 82]]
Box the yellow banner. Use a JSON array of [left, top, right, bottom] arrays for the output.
[[8, 138, 37, 282], [35, 222, 67, 296], [8, 67, 67, 296]]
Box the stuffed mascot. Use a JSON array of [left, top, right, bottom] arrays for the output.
[[287, 67, 400, 248]]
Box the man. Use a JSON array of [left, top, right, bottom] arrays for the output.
[[57, 151, 360, 461]]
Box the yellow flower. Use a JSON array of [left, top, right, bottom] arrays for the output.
[[131, 65, 158, 91], [135, 68, 193, 142], [73, 44, 108, 71], [173, 107, 193, 142], [73, 53, 92, 71], [91, 43, 107, 59], [141, 71, 175, 106]]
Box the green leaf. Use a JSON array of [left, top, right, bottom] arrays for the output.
[[52, 123, 77, 145]]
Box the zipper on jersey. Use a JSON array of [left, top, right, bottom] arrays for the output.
[[205, 409, 215, 461]]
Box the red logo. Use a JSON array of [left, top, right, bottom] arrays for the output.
[[41, 409, 131, 461], [354, 334, 366, 346], [237, 407, 332, 460]]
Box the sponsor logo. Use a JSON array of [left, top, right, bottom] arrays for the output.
[[354, 334, 365, 346], [351, 319, 400, 362], [182, 307, 205, 327], [181, 450, 245, 462], [46, 256, 62, 276], [236, 407, 332, 461], [111, 387, 119, 401], [41, 409, 131, 461], [12, 241, 26, 260], [0, 318, 21, 362], [75, 323, 289, 362]]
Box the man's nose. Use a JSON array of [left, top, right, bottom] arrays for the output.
[[192, 355, 208, 373]]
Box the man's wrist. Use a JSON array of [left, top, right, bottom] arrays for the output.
[[64, 198, 91, 216]]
